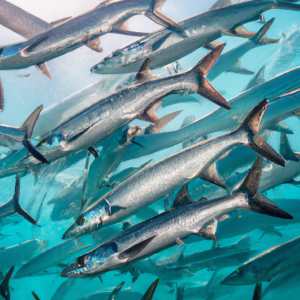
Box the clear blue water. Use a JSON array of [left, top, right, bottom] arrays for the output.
[[0, 0, 300, 299]]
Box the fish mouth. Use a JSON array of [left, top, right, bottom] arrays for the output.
[[62, 223, 79, 240], [60, 263, 81, 278], [90, 62, 105, 74]]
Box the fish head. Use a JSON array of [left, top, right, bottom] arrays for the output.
[[62, 199, 111, 239], [61, 242, 123, 277], [90, 42, 148, 74], [220, 264, 259, 286]]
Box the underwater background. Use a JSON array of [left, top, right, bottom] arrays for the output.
[[0, 0, 300, 299]]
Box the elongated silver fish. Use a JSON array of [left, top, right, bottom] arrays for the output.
[[221, 234, 300, 285], [0, 0, 180, 74], [11, 46, 229, 167], [91, 0, 297, 74], [62, 100, 285, 240], [61, 156, 291, 277]]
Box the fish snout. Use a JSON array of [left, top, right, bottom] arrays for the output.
[[60, 263, 79, 278], [62, 223, 80, 240], [220, 269, 242, 285]]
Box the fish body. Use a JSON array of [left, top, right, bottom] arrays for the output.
[[92, 0, 298, 74], [14, 238, 92, 278], [12, 47, 229, 167], [62, 100, 285, 240], [221, 235, 300, 285], [0, 239, 47, 272], [123, 67, 300, 162], [0, 0, 179, 70], [61, 156, 291, 277]]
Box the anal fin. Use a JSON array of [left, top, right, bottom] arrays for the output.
[[137, 102, 162, 124], [226, 59, 254, 75], [280, 133, 299, 162], [172, 184, 194, 209], [198, 162, 227, 190], [85, 37, 103, 53], [35, 62, 51, 79]]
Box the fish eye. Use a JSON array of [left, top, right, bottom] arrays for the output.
[[75, 215, 87, 226], [76, 256, 85, 268], [112, 50, 123, 57]]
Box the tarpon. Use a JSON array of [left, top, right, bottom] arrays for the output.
[[0, 239, 47, 272], [14, 237, 92, 278], [0, 266, 14, 300], [0, 175, 38, 225], [0, 0, 180, 73], [62, 100, 285, 240], [61, 156, 291, 277], [91, 0, 299, 74], [121, 66, 300, 162], [221, 235, 300, 285], [10, 46, 230, 167]]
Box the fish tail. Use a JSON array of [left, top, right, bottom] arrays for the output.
[[190, 44, 232, 110], [251, 18, 277, 44], [277, 0, 300, 10], [237, 156, 293, 219], [1, 266, 14, 299], [146, 0, 181, 30], [19, 105, 49, 164], [13, 175, 38, 225], [236, 99, 286, 167]]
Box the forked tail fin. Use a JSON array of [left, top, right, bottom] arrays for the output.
[[250, 18, 277, 44], [146, 0, 181, 30], [235, 99, 285, 167], [13, 175, 38, 225], [190, 44, 232, 110], [19, 105, 49, 164], [236, 156, 293, 219]]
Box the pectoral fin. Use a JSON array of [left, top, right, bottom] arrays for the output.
[[118, 236, 156, 260], [35, 62, 51, 79], [137, 101, 162, 124], [110, 205, 127, 216], [141, 279, 159, 300], [198, 218, 218, 245], [176, 237, 185, 246], [226, 59, 254, 75], [203, 41, 224, 51]]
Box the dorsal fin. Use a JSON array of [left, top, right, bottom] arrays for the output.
[[172, 184, 194, 209], [134, 59, 151, 81], [280, 133, 299, 162]]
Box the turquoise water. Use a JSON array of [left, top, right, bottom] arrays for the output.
[[0, 0, 300, 299]]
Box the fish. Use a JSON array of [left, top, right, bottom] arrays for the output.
[[0, 239, 47, 272], [62, 100, 285, 240], [60, 154, 291, 278], [0, 0, 180, 75], [10, 46, 229, 167], [0, 266, 14, 300], [0, 175, 38, 225], [121, 66, 300, 163], [91, 0, 297, 74], [14, 237, 92, 278], [220, 234, 300, 285], [243, 65, 266, 91]]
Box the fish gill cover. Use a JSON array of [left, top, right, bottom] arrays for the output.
[[0, 0, 300, 299]]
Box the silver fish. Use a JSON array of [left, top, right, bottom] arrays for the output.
[[62, 100, 285, 240], [0, 0, 180, 74], [91, 0, 296, 74], [221, 235, 300, 285], [60, 156, 291, 277], [12, 46, 230, 166]]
